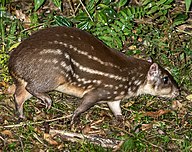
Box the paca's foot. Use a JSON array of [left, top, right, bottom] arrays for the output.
[[116, 115, 124, 121], [44, 100, 52, 110], [70, 115, 81, 126], [111, 115, 125, 128], [70, 115, 82, 131], [17, 116, 26, 123]]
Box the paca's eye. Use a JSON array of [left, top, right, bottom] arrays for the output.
[[162, 76, 169, 84]]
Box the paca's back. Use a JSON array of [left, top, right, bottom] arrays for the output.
[[8, 26, 179, 124]]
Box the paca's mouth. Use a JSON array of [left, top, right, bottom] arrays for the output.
[[159, 90, 180, 99], [171, 90, 180, 98]]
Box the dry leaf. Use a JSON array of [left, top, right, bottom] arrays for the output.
[[124, 101, 134, 108], [141, 123, 153, 131], [15, 10, 30, 22], [138, 37, 143, 42], [34, 127, 43, 134], [128, 45, 136, 50], [132, 30, 137, 34], [4, 84, 16, 95], [158, 129, 165, 135], [43, 133, 58, 145], [1, 130, 13, 138], [57, 143, 65, 150], [91, 117, 105, 125], [82, 124, 91, 134], [0, 81, 7, 87], [144, 109, 171, 118], [172, 100, 183, 110], [186, 94, 192, 101], [15, 10, 31, 28]]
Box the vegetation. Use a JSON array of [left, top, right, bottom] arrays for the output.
[[0, 0, 192, 151]]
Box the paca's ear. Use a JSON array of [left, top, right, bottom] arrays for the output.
[[147, 56, 156, 63], [147, 63, 160, 81], [147, 57, 153, 63]]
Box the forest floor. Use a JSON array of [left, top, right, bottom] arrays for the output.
[[0, 86, 191, 151]]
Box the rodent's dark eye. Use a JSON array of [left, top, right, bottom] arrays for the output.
[[162, 76, 169, 84]]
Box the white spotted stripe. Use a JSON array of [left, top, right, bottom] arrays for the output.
[[104, 84, 113, 88], [60, 61, 72, 72], [72, 73, 102, 85], [39, 49, 62, 55], [51, 40, 121, 70], [71, 59, 129, 81]]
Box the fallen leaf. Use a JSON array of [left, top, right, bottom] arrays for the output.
[[186, 94, 192, 101], [172, 100, 183, 110], [0, 81, 8, 88], [34, 127, 42, 134], [128, 45, 136, 50], [43, 133, 58, 145], [57, 143, 65, 150], [138, 37, 143, 42], [15, 10, 31, 28], [82, 124, 91, 134], [4, 84, 16, 95], [141, 123, 153, 131], [1, 130, 13, 138], [132, 30, 137, 34], [144, 109, 171, 118], [124, 101, 134, 108], [91, 117, 105, 125], [158, 129, 165, 135]]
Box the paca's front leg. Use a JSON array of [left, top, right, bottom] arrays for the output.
[[71, 88, 108, 124], [107, 100, 124, 121], [107, 100, 125, 127]]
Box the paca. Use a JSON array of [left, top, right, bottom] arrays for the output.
[[8, 26, 179, 124]]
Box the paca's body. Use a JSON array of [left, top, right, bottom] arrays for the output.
[[8, 26, 179, 123]]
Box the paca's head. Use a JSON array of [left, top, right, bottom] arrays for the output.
[[140, 63, 179, 98]]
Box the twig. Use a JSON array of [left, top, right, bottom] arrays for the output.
[[33, 133, 48, 147], [74, 3, 81, 15], [20, 23, 45, 33], [0, 135, 5, 144], [18, 136, 24, 152], [68, 0, 75, 16], [1, 114, 72, 128], [176, 27, 192, 35], [50, 129, 122, 148], [79, 0, 93, 22]]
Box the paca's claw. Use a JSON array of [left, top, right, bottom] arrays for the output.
[[71, 114, 80, 126], [116, 115, 125, 128], [110, 115, 125, 128], [45, 101, 52, 110], [70, 115, 81, 131], [116, 115, 125, 122], [17, 116, 25, 123]]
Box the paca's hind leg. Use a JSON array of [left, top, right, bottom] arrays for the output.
[[14, 81, 32, 119], [26, 85, 52, 110]]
